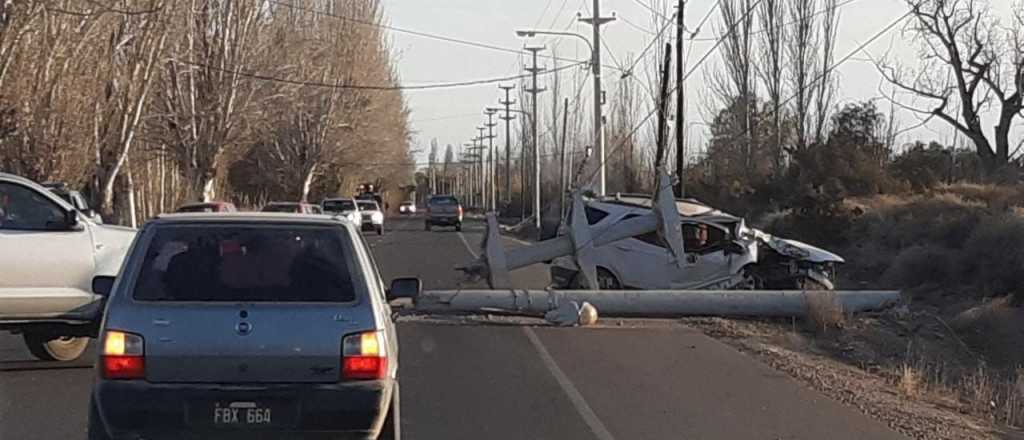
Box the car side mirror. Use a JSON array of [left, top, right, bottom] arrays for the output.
[[387, 277, 421, 301], [63, 209, 81, 230], [92, 276, 116, 296]]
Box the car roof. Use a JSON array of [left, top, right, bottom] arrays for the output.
[[153, 212, 353, 225], [589, 194, 739, 220]]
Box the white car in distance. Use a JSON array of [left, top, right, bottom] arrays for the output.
[[357, 199, 385, 235], [322, 198, 363, 229]]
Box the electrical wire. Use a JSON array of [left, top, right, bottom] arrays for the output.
[[266, 0, 626, 73], [619, 12, 678, 78], [174, 60, 586, 91]]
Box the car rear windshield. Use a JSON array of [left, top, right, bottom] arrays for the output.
[[323, 200, 355, 212], [132, 224, 361, 303], [357, 201, 378, 211], [429, 196, 458, 205], [177, 205, 216, 213]]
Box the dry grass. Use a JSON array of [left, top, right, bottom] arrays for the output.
[[893, 361, 1024, 429], [898, 363, 923, 397], [804, 291, 845, 334]]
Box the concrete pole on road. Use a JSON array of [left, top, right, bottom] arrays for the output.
[[524, 46, 546, 228], [579, 0, 615, 196]]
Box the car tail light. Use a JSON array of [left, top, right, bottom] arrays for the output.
[[342, 331, 387, 380], [101, 330, 145, 380], [457, 206, 464, 216]]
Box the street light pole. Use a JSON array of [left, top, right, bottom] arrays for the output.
[[580, 1, 615, 195], [517, 10, 613, 196], [523, 46, 546, 229]]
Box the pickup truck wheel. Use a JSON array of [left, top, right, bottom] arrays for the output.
[[378, 381, 401, 440], [23, 333, 89, 361], [455, 223, 462, 232], [377, 225, 384, 235]]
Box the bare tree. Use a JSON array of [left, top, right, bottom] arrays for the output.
[[91, 0, 170, 218], [787, 0, 819, 153], [151, 0, 271, 202], [877, 0, 1024, 175], [757, 0, 787, 172], [714, 0, 758, 172]]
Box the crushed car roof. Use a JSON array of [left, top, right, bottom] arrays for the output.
[[591, 193, 738, 220]]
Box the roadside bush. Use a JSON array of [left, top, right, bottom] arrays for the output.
[[882, 245, 953, 289], [961, 214, 1024, 296]]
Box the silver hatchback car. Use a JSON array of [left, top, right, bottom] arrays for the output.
[[88, 213, 419, 440]]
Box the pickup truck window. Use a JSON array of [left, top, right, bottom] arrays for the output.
[[0, 182, 66, 231], [132, 225, 360, 303]]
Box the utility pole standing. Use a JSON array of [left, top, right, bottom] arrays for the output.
[[524, 46, 546, 228], [579, 0, 615, 196], [476, 126, 487, 210], [675, 0, 686, 197], [484, 109, 498, 212], [498, 84, 516, 205]]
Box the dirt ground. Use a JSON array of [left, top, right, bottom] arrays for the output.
[[679, 296, 1024, 440]]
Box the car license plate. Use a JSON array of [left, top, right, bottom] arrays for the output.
[[211, 401, 274, 427]]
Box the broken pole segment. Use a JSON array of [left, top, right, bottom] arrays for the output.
[[414, 289, 901, 318]]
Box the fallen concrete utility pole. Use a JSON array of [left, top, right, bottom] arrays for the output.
[[415, 289, 901, 319]]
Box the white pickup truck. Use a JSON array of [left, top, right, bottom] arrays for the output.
[[0, 173, 135, 361]]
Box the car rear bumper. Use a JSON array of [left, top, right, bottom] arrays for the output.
[[426, 215, 462, 225], [92, 379, 393, 439]]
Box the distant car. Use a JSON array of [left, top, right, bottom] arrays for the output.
[[175, 201, 237, 213], [88, 212, 418, 440], [41, 182, 104, 223], [425, 195, 463, 232], [357, 200, 384, 235], [322, 198, 363, 228], [398, 201, 416, 215], [262, 202, 322, 214], [0, 173, 135, 361], [549, 194, 844, 290]]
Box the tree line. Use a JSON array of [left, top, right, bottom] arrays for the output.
[[0, 0, 412, 225]]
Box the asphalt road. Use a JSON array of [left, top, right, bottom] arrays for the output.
[[0, 217, 906, 440]]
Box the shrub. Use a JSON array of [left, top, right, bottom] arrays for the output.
[[882, 245, 953, 289], [961, 214, 1024, 296]]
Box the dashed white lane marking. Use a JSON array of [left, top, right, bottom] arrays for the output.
[[456, 229, 614, 440], [523, 327, 617, 440], [457, 232, 479, 258]]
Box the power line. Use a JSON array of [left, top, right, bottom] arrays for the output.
[[620, 12, 678, 78], [175, 60, 586, 91], [690, 0, 723, 38], [620, 14, 659, 36], [266, 0, 626, 73]]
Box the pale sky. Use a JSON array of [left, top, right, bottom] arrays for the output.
[[380, 0, 1015, 165]]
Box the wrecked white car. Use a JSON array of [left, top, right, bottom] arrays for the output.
[[549, 194, 844, 290]]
